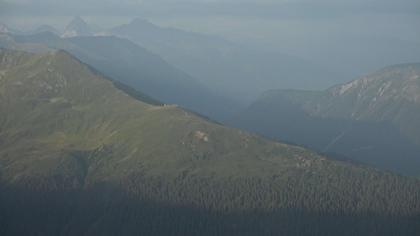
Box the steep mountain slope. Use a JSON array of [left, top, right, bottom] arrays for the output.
[[0, 49, 419, 235], [0, 24, 11, 34], [232, 64, 420, 176], [1, 32, 239, 121], [109, 18, 338, 100], [315, 63, 420, 144]]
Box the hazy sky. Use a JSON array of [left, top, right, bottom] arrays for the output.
[[1, 0, 420, 77], [2, 0, 420, 16], [2, 0, 419, 27], [2, 0, 419, 40]]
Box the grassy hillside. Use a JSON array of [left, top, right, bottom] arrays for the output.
[[1, 32, 240, 121], [0, 49, 419, 235]]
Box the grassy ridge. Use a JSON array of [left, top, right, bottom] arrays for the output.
[[0, 49, 419, 235]]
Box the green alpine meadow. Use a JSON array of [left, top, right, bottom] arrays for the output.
[[0, 49, 419, 235]]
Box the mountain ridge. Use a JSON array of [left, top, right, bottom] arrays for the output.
[[62, 17, 94, 38], [1, 48, 420, 235], [108, 17, 339, 101], [232, 63, 420, 176], [0, 31, 239, 121]]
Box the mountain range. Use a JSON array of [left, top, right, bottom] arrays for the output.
[[1, 16, 420, 235], [0, 48, 419, 235], [109, 18, 339, 100], [2, 17, 420, 175], [232, 63, 420, 176]]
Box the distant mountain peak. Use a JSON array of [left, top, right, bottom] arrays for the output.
[[130, 17, 153, 25], [67, 16, 88, 28], [62, 16, 93, 38], [0, 23, 10, 33], [107, 18, 160, 37], [128, 17, 158, 29], [34, 25, 60, 35]]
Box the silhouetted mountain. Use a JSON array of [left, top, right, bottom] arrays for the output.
[[62, 16, 93, 38], [109, 18, 338, 101], [232, 64, 420, 176], [32, 25, 61, 35]]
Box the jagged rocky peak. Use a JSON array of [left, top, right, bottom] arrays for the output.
[[62, 16, 93, 38], [0, 23, 10, 33]]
